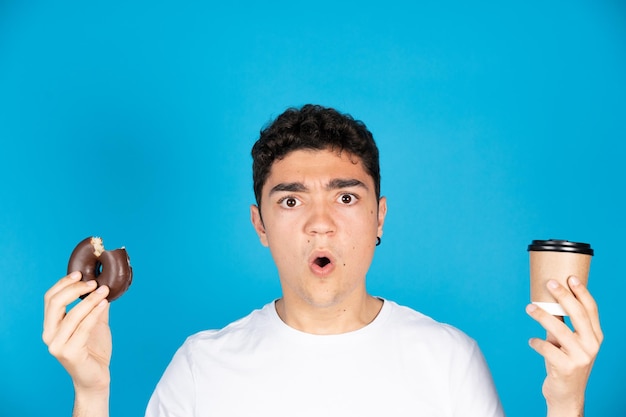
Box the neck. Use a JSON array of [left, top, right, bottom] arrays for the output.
[[275, 294, 383, 335]]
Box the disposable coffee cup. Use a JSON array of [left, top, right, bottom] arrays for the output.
[[528, 239, 594, 316]]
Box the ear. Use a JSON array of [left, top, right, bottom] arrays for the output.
[[377, 196, 387, 239], [250, 204, 269, 247]]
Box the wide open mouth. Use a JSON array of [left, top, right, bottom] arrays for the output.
[[313, 256, 331, 268]]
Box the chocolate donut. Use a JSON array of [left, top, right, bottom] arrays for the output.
[[67, 236, 133, 302]]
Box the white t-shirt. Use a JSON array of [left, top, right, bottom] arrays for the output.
[[146, 299, 504, 417]]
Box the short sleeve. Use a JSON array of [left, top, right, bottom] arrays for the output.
[[145, 340, 196, 417], [450, 340, 504, 417]]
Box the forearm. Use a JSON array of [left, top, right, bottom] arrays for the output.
[[72, 386, 109, 417], [546, 407, 583, 417], [546, 397, 584, 417]]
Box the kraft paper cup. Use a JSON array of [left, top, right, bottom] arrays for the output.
[[528, 239, 594, 316]]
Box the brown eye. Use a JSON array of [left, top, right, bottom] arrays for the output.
[[339, 194, 357, 205], [279, 196, 301, 208]]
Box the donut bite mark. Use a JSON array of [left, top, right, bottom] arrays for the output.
[[67, 237, 133, 302]]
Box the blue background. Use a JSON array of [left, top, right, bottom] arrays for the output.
[[1, 0, 625, 416]]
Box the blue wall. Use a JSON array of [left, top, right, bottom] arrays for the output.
[[1, 1, 624, 415]]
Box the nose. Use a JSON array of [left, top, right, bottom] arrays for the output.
[[304, 202, 336, 237]]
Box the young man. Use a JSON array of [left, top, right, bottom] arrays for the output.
[[43, 104, 603, 417]]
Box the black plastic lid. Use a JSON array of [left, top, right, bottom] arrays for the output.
[[527, 239, 594, 256]]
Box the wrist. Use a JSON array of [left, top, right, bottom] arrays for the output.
[[546, 403, 584, 417], [72, 384, 110, 417]]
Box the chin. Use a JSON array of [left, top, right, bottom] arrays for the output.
[[300, 287, 358, 309]]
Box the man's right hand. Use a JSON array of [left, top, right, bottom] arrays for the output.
[[43, 271, 111, 417]]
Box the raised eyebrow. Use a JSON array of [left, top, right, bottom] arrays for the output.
[[326, 178, 368, 191], [269, 182, 308, 196]]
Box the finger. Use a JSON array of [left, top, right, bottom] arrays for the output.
[[44, 281, 109, 348], [43, 278, 98, 345], [547, 279, 596, 345], [44, 271, 100, 319], [546, 330, 562, 348], [98, 296, 110, 324], [43, 271, 82, 307], [526, 303, 581, 355], [46, 286, 109, 360], [55, 285, 110, 344], [568, 276, 603, 344], [62, 300, 110, 363], [528, 335, 569, 368]]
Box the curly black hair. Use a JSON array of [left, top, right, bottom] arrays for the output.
[[252, 104, 380, 207]]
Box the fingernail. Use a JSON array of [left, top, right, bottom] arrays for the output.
[[526, 303, 538, 313], [569, 276, 580, 286], [86, 279, 97, 287], [96, 285, 108, 294], [547, 280, 559, 290], [69, 271, 81, 280]]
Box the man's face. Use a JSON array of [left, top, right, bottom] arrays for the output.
[[250, 148, 386, 309]]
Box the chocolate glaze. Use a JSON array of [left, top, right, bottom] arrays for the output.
[[67, 237, 133, 302]]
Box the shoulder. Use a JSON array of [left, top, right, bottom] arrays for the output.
[[178, 302, 276, 353], [381, 299, 478, 351]]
